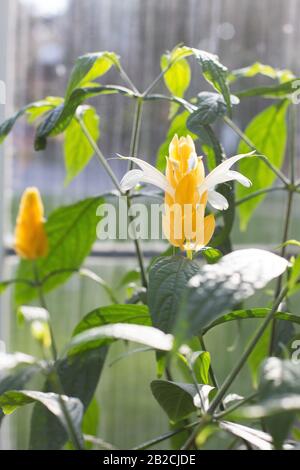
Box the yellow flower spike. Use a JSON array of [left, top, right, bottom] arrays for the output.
[[120, 134, 253, 255], [14, 187, 49, 260]]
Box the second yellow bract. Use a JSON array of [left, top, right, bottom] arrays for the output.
[[163, 135, 215, 251], [14, 187, 49, 260]]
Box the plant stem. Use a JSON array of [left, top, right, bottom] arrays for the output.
[[126, 98, 148, 288], [207, 286, 288, 415], [133, 420, 199, 450], [32, 262, 84, 450], [118, 64, 139, 94], [77, 116, 122, 192], [235, 186, 287, 206], [223, 116, 290, 186]]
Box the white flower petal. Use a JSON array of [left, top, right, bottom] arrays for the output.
[[208, 190, 229, 210], [120, 169, 144, 191], [119, 155, 174, 196], [198, 152, 254, 194], [188, 152, 198, 172], [227, 170, 252, 187]]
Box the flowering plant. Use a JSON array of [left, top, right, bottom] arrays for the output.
[[0, 45, 300, 451]]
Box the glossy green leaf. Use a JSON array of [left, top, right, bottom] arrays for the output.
[[190, 351, 211, 385], [187, 92, 238, 128], [64, 106, 100, 184], [67, 323, 173, 357], [193, 49, 231, 115], [229, 62, 295, 83], [219, 421, 273, 450], [34, 85, 132, 150], [15, 196, 104, 304], [202, 308, 300, 335], [177, 249, 289, 339], [237, 101, 289, 230], [196, 247, 223, 264], [72, 304, 151, 337], [151, 380, 213, 421], [156, 111, 197, 171], [29, 348, 107, 450], [65, 51, 120, 99], [0, 390, 84, 447], [235, 358, 300, 448], [236, 78, 300, 99], [148, 256, 201, 333]]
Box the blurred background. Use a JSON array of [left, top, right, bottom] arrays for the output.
[[0, 0, 299, 449]]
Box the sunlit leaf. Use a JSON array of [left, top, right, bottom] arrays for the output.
[[15, 196, 104, 304], [67, 324, 173, 357], [237, 101, 289, 230], [229, 62, 295, 83], [177, 249, 289, 339], [64, 106, 100, 184]]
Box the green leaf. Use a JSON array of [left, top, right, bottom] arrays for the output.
[[0, 97, 63, 144], [65, 52, 120, 99], [161, 48, 191, 118], [81, 398, 99, 449], [237, 101, 289, 230], [187, 92, 239, 128], [229, 62, 295, 83], [202, 308, 300, 335], [236, 78, 300, 99], [29, 348, 107, 450], [190, 351, 211, 385], [72, 304, 151, 337], [34, 85, 132, 150], [148, 256, 201, 334], [67, 324, 173, 357], [156, 111, 197, 171], [177, 249, 289, 339], [15, 196, 104, 304], [0, 390, 84, 446], [288, 255, 300, 293], [192, 49, 231, 115], [235, 358, 300, 448], [196, 247, 223, 264], [64, 106, 100, 184], [219, 421, 273, 450], [151, 380, 213, 421]]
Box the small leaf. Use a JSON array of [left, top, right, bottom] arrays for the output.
[[229, 62, 295, 83], [148, 256, 201, 334], [64, 106, 100, 184], [65, 51, 120, 99], [187, 92, 238, 128], [192, 49, 231, 115], [15, 196, 104, 304], [196, 247, 223, 264], [151, 380, 213, 421], [190, 351, 211, 385], [219, 421, 273, 450], [72, 304, 151, 337], [0, 390, 83, 447], [236, 78, 300, 99], [202, 308, 300, 335], [237, 101, 289, 230], [177, 249, 289, 339], [235, 358, 300, 448], [67, 324, 173, 356], [29, 348, 107, 450]]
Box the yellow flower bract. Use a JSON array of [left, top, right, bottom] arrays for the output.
[[14, 187, 49, 260], [163, 135, 215, 251]]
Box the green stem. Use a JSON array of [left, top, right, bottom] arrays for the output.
[[269, 105, 297, 355], [207, 286, 288, 415], [77, 116, 122, 192], [118, 64, 139, 94], [126, 98, 148, 288], [133, 420, 199, 450], [32, 262, 84, 450], [223, 116, 290, 186], [235, 186, 287, 207]]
